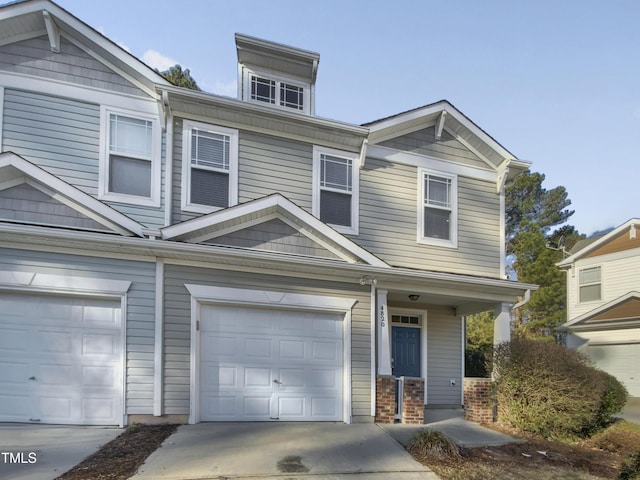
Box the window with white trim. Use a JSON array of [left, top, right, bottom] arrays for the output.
[[313, 146, 359, 235], [99, 107, 160, 206], [418, 169, 457, 247], [182, 120, 238, 213], [243, 69, 309, 113], [579, 266, 601, 302]]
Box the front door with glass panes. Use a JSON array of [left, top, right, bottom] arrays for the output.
[[391, 313, 422, 378]]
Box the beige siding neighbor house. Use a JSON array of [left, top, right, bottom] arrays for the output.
[[0, 0, 535, 426], [558, 219, 640, 397]]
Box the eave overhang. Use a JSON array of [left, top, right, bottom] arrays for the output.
[[0, 223, 536, 309], [160, 86, 368, 152], [558, 292, 640, 332]]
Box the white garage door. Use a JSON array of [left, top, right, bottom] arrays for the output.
[[589, 344, 640, 397], [0, 292, 123, 425], [199, 305, 343, 421]]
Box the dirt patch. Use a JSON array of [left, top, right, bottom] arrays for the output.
[[409, 420, 640, 480], [55, 423, 178, 480]]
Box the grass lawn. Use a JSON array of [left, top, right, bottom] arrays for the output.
[[409, 420, 640, 480]]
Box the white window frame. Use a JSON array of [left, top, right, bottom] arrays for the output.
[[312, 146, 359, 235], [417, 167, 458, 248], [181, 120, 239, 214], [99, 106, 161, 207], [242, 67, 310, 114], [578, 265, 602, 303]]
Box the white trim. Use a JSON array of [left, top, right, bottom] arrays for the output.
[[446, 127, 497, 171], [181, 120, 239, 214], [460, 316, 465, 405], [120, 293, 128, 427], [99, 106, 162, 207], [185, 284, 356, 424], [0, 86, 4, 151], [312, 146, 360, 235], [367, 145, 496, 183], [0, 71, 158, 114], [162, 194, 386, 268], [417, 167, 458, 248], [0, 269, 131, 295], [370, 284, 376, 417], [376, 289, 391, 375], [499, 189, 506, 278], [42, 10, 60, 52], [162, 91, 173, 227], [153, 259, 164, 416], [0, 152, 144, 236]]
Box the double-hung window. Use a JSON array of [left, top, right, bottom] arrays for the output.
[[418, 168, 457, 247], [313, 146, 359, 235], [99, 107, 160, 206], [579, 266, 601, 302], [245, 70, 308, 113], [182, 120, 238, 213]]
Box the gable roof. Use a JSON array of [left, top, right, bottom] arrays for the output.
[[557, 218, 640, 267], [559, 291, 640, 331], [0, 0, 170, 98], [161, 194, 389, 268], [364, 100, 530, 177], [0, 152, 144, 236]]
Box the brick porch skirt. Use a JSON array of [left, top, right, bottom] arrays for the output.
[[463, 377, 494, 423], [375, 375, 424, 424]]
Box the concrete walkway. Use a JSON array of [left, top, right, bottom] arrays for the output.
[[132, 422, 440, 480], [381, 408, 522, 448], [0, 424, 122, 480]]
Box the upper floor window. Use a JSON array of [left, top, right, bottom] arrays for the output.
[[182, 120, 238, 214], [579, 266, 601, 302], [418, 168, 457, 248], [312, 146, 359, 235], [99, 107, 160, 206], [243, 69, 309, 113]]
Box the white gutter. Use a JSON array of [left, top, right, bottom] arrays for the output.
[[512, 288, 532, 310], [162, 90, 174, 227]]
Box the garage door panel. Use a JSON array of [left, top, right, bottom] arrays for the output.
[[589, 344, 640, 397], [0, 293, 123, 425], [199, 305, 344, 421]]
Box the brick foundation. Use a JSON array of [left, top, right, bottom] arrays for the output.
[[401, 377, 424, 424], [375, 375, 396, 423], [463, 377, 494, 423]]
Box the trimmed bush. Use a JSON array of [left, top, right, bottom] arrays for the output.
[[619, 451, 640, 480], [408, 429, 460, 460], [493, 337, 628, 439]]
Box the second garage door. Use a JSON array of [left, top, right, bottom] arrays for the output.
[[199, 305, 344, 421], [589, 343, 640, 397]]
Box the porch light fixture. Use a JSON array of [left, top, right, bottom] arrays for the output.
[[408, 294, 420, 302]]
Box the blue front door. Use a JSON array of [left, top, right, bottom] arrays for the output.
[[392, 326, 421, 377]]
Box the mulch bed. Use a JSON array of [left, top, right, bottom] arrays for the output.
[[56, 424, 178, 480]]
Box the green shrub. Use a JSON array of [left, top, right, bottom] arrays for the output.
[[408, 429, 460, 460], [493, 337, 628, 439], [619, 451, 640, 480]]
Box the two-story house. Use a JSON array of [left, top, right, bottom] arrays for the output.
[[0, 0, 535, 426], [558, 219, 640, 397]]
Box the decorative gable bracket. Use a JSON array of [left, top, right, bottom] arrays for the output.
[[42, 10, 60, 53]]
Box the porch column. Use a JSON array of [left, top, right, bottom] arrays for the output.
[[493, 302, 511, 346], [377, 289, 392, 375]]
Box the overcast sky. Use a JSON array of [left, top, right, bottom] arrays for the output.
[[54, 0, 640, 236]]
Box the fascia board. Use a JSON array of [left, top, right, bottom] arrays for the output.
[[0, 152, 143, 236], [561, 291, 640, 329], [0, 222, 536, 301], [557, 219, 640, 267]]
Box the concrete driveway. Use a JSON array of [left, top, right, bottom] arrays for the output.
[[132, 422, 439, 480], [621, 397, 640, 425], [0, 423, 122, 480]]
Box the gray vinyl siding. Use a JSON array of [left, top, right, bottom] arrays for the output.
[[426, 306, 463, 405], [163, 264, 372, 418], [0, 248, 157, 415], [2, 88, 166, 228], [208, 218, 341, 259], [380, 127, 488, 170], [357, 157, 501, 277], [0, 36, 145, 97], [0, 183, 110, 231]]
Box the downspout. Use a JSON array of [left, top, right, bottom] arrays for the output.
[[512, 289, 531, 311], [162, 90, 173, 227]]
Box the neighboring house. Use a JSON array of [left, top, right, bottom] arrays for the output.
[[558, 219, 640, 397], [0, 0, 535, 426]]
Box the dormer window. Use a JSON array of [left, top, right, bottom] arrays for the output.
[[245, 71, 308, 113]]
